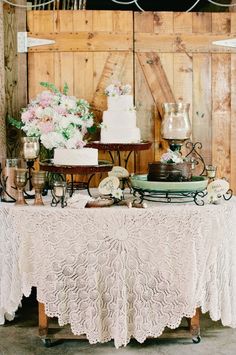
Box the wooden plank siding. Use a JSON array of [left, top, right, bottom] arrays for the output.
[[212, 14, 231, 182], [3, 1, 27, 158], [27, 10, 134, 182], [27, 10, 236, 188], [0, 2, 6, 161], [134, 11, 236, 185]]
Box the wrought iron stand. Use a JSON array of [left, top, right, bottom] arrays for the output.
[[133, 188, 208, 206]]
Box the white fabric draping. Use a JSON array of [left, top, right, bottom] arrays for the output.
[[1, 198, 236, 347]]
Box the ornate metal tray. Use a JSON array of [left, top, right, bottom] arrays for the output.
[[130, 174, 208, 192]]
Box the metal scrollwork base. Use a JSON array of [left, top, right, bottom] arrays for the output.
[[185, 141, 206, 176], [133, 188, 208, 206], [223, 189, 233, 201], [51, 190, 67, 208]]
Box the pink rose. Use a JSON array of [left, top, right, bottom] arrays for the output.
[[39, 122, 54, 134], [21, 111, 33, 122]]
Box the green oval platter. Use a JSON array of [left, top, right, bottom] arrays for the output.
[[130, 175, 208, 193]]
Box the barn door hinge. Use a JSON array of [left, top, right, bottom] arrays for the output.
[[17, 32, 55, 53], [212, 38, 236, 48]]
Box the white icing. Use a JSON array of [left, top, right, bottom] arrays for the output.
[[53, 148, 98, 166], [107, 95, 134, 110], [101, 95, 141, 143], [101, 127, 140, 143], [102, 111, 137, 128]]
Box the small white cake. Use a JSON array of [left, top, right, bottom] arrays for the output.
[[101, 94, 141, 143], [53, 148, 98, 166]]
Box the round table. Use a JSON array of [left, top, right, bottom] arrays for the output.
[[39, 160, 113, 196], [86, 141, 152, 171]]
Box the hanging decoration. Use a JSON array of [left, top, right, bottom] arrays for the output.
[[110, 0, 236, 12], [1, 0, 236, 11], [1, 0, 56, 8]]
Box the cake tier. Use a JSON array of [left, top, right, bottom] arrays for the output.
[[100, 127, 140, 143], [107, 95, 133, 110], [147, 162, 192, 182], [54, 148, 98, 166], [102, 111, 137, 128]]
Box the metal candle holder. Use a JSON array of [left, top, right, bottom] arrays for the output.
[[14, 168, 28, 206], [22, 137, 40, 195], [51, 181, 67, 208], [31, 171, 46, 206], [205, 165, 217, 179], [0, 159, 22, 203]]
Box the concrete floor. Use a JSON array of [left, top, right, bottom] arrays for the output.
[[0, 290, 236, 355]]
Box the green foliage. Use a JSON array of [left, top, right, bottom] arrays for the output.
[[88, 125, 97, 134], [39, 81, 69, 95], [39, 145, 54, 161], [39, 81, 60, 94], [7, 116, 23, 130], [63, 82, 69, 95]]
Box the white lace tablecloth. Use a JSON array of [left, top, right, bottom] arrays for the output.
[[1, 198, 236, 347]]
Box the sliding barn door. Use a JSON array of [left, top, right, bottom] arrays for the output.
[[135, 12, 236, 189], [27, 10, 236, 190], [27, 10, 134, 177]]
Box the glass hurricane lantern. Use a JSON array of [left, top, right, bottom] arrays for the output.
[[161, 102, 192, 152], [22, 137, 40, 192]]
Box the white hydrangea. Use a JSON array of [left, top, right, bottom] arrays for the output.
[[40, 132, 65, 150], [64, 130, 84, 149], [22, 123, 41, 137], [60, 95, 77, 111]]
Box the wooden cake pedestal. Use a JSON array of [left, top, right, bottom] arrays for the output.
[[39, 160, 113, 196], [86, 141, 152, 172]]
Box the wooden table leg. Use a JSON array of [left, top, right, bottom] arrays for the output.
[[38, 302, 53, 347], [38, 302, 48, 337], [187, 308, 201, 343]]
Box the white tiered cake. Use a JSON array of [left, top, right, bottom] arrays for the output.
[[100, 84, 141, 143], [54, 148, 98, 166]]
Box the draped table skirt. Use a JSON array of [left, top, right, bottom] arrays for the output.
[[1, 197, 236, 347]]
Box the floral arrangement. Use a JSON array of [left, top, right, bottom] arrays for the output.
[[160, 149, 184, 164], [9, 82, 95, 150], [104, 81, 131, 97]]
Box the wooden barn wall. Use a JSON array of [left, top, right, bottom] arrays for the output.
[[26, 10, 236, 190], [27, 10, 134, 184], [3, 1, 27, 158], [0, 2, 6, 161], [135, 11, 236, 191]]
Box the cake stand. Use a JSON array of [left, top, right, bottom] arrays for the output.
[[39, 160, 113, 197], [86, 141, 152, 172]]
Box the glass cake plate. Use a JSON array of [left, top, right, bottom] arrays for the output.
[[130, 174, 208, 193]]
